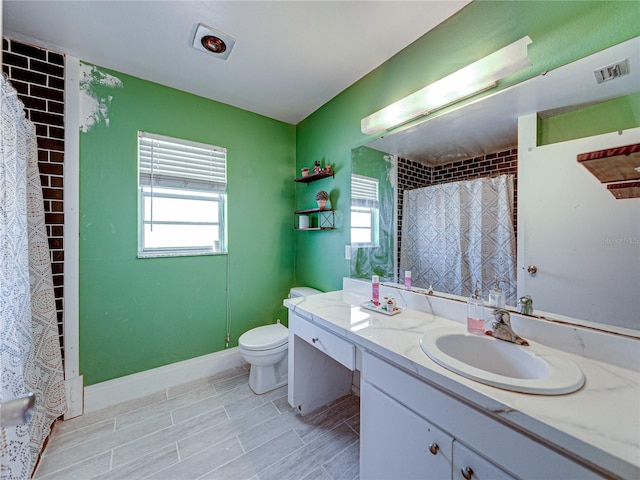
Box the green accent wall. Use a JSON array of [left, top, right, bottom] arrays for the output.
[[539, 93, 640, 145], [295, 1, 640, 292], [80, 65, 295, 385]]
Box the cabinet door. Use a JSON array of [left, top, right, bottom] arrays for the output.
[[453, 441, 515, 480], [361, 379, 453, 480]]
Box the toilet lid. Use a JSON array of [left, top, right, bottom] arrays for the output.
[[239, 323, 288, 351]]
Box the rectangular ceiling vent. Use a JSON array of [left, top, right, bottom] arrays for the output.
[[593, 59, 629, 84]]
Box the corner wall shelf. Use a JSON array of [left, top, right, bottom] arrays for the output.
[[294, 172, 334, 184], [294, 208, 335, 230]]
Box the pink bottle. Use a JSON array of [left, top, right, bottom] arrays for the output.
[[372, 275, 380, 305], [467, 282, 486, 335]]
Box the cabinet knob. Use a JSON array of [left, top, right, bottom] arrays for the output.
[[461, 467, 474, 480], [428, 443, 439, 455], [312, 337, 319, 344]]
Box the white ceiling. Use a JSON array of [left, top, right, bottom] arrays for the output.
[[2, 0, 471, 124]]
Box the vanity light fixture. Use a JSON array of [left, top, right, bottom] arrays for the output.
[[192, 23, 236, 60], [361, 36, 533, 135]]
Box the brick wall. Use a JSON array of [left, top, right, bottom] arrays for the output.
[[2, 38, 65, 360], [396, 157, 432, 273], [397, 148, 518, 278]]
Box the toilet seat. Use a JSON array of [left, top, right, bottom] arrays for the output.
[[239, 324, 288, 351]]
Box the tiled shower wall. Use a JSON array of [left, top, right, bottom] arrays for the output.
[[397, 149, 519, 277], [2, 38, 65, 360]]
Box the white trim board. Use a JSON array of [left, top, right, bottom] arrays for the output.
[[84, 348, 244, 413], [63, 55, 82, 419]]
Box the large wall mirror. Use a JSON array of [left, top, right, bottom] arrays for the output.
[[350, 37, 640, 331]]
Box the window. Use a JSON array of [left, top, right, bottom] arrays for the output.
[[138, 131, 227, 257], [351, 174, 379, 246]]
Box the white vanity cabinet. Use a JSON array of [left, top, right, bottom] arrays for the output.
[[287, 310, 355, 414], [361, 379, 453, 479], [360, 351, 601, 480], [361, 379, 513, 480], [452, 442, 514, 480]]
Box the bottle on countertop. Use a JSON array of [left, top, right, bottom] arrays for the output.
[[372, 275, 380, 306], [404, 271, 411, 290], [488, 277, 505, 309], [467, 281, 485, 335]]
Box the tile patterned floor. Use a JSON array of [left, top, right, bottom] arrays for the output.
[[33, 366, 360, 480]]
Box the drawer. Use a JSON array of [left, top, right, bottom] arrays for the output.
[[292, 313, 355, 370]]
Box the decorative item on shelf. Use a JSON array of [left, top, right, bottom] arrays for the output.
[[315, 190, 329, 209], [301, 167, 309, 177], [323, 164, 332, 174], [313, 160, 321, 174]]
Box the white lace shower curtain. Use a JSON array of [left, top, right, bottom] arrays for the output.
[[1, 75, 66, 479], [400, 174, 517, 305]]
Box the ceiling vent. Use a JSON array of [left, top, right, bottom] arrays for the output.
[[192, 23, 235, 60], [593, 59, 629, 84]]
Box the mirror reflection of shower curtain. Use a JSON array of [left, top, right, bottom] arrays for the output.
[[1, 75, 66, 479], [401, 174, 516, 305]]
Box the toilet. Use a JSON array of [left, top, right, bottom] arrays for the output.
[[239, 287, 321, 394]]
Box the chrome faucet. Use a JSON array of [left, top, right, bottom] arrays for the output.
[[517, 295, 533, 315], [487, 309, 529, 346]]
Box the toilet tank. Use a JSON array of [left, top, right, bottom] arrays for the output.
[[289, 287, 322, 298]]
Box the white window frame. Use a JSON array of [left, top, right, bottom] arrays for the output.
[[137, 131, 227, 258], [351, 174, 379, 247]]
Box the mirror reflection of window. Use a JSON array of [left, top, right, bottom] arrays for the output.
[[351, 174, 379, 247]]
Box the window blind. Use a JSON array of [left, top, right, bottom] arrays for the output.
[[139, 131, 227, 193], [351, 174, 379, 207]]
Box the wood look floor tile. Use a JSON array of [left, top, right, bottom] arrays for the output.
[[201, 429, 304, 480], [36, 413, 172, 477], [33, 451, 111, 479], [111, 407, 228, 468], [115, 385, 220, 429], [272, 394, 295, 414], [294, 396, 360, 444], [257, 423, 359, 480], [322, 441, 360, 480], [214, 372, 251, 393], [50, 391, 166, 437], [150, 436, 244, 480], [177, 402, 279, 459], [300, 467, 333, 480], [37, 367, 361, 480], [43, 418, 115, 457], [237, 408, 300, 452], [92, 444, 179, 480]]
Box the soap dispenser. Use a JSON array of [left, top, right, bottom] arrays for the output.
[[488, 277, 505, 309], [467, 281, 485, 335]]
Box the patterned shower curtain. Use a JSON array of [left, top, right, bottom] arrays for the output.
[[400, 174, 517, 305], [1, 75, 66, 479]]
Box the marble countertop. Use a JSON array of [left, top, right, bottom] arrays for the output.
[[284, 286, 640, 479]]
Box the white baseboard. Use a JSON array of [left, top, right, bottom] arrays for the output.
[[83, 348, 244, 413]]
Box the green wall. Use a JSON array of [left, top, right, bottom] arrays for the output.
[[295, 1, 640, 292], [539, 93, 640, 145], [80, 65, 295, 385], [350, 146, 395, 280]]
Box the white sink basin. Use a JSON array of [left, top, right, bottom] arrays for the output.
[[420, 326, 584, 395]]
